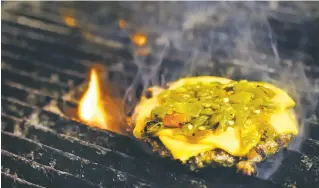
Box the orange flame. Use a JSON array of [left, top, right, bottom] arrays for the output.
[[78, 69, 108, 128], [61, 8, 77, 28], [118, 19, 148, 49], [131, 33, 148, 46], [77, 67, 126, 134], [63, 15, 77, 28]]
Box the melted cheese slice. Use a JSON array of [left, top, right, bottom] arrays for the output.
[[270, 110, 298, 135], [132, 77, 298, 162], [157, 127, 241, 163], [159, 136, 213, 163]]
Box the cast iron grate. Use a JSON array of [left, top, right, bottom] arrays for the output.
[[1, 2, 319, 188]]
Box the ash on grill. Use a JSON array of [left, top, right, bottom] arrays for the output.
[[1, 2, 319, 188]]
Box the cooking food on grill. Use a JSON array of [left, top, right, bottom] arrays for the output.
[[132, 76, 298, 175]]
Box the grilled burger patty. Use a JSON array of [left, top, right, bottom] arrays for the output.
[[143, 133, 294, 175], [132, 77, 298, 175]]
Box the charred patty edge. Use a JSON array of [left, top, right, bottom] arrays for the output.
[[142, 133, 295, 175]]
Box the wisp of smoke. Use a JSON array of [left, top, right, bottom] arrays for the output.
[[121, 1, 319, 179]]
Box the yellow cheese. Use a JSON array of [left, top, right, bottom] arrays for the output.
[[159, 136, 214, 163], [270, 110, 298, 135], [157, 127, 242, 162]]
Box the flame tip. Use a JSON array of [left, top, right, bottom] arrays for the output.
[[77, 67, 126, 135]]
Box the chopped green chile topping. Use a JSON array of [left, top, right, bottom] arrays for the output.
[[143, 120, 164, 135], [145, 80, 280, 151]]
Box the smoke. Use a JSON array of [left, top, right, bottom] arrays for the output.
[[121, 1, 319, 179]]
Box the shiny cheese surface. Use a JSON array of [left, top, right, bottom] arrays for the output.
[[270, 110, 298, 135], [158, 127, 241, 163], [159, 136, 214, 163], [132, 77, 298, 162]]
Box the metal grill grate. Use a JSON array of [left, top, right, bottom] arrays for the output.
[[2, 2, 319, 188]]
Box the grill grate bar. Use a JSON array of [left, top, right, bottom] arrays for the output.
[[0, 65, 127, 99], [2, 82, 54, 108], [2, 72, 69, 100], [1, 31, 103, 62], [1, 112, 25, 124], [1, 49, 136, 90], [1, 39, 138, 79], [1, 131, 158, 188], [5, 6, 126, 41], [1, 43, 91, 74], [1, 20, 132, 63], [2, 62, 69, 88], [1, 47, 137, 86], [1, 20, 72, 44], [2, 12, 71, 35], [1, 97, 35, 121], [4, 3, 127, 35], [1, 114, 24, 133], [5, 8, 73, 28], [1, 150, 96, 188], [1, 172, 45, 188], [2, 50, 86, 79]]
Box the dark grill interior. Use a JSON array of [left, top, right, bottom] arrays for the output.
[[2, 2, 319, 188]]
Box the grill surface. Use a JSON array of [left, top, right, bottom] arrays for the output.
[[2, 2, 319, 188]]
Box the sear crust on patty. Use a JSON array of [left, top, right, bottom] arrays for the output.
[[143, 133, 294, 175]]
